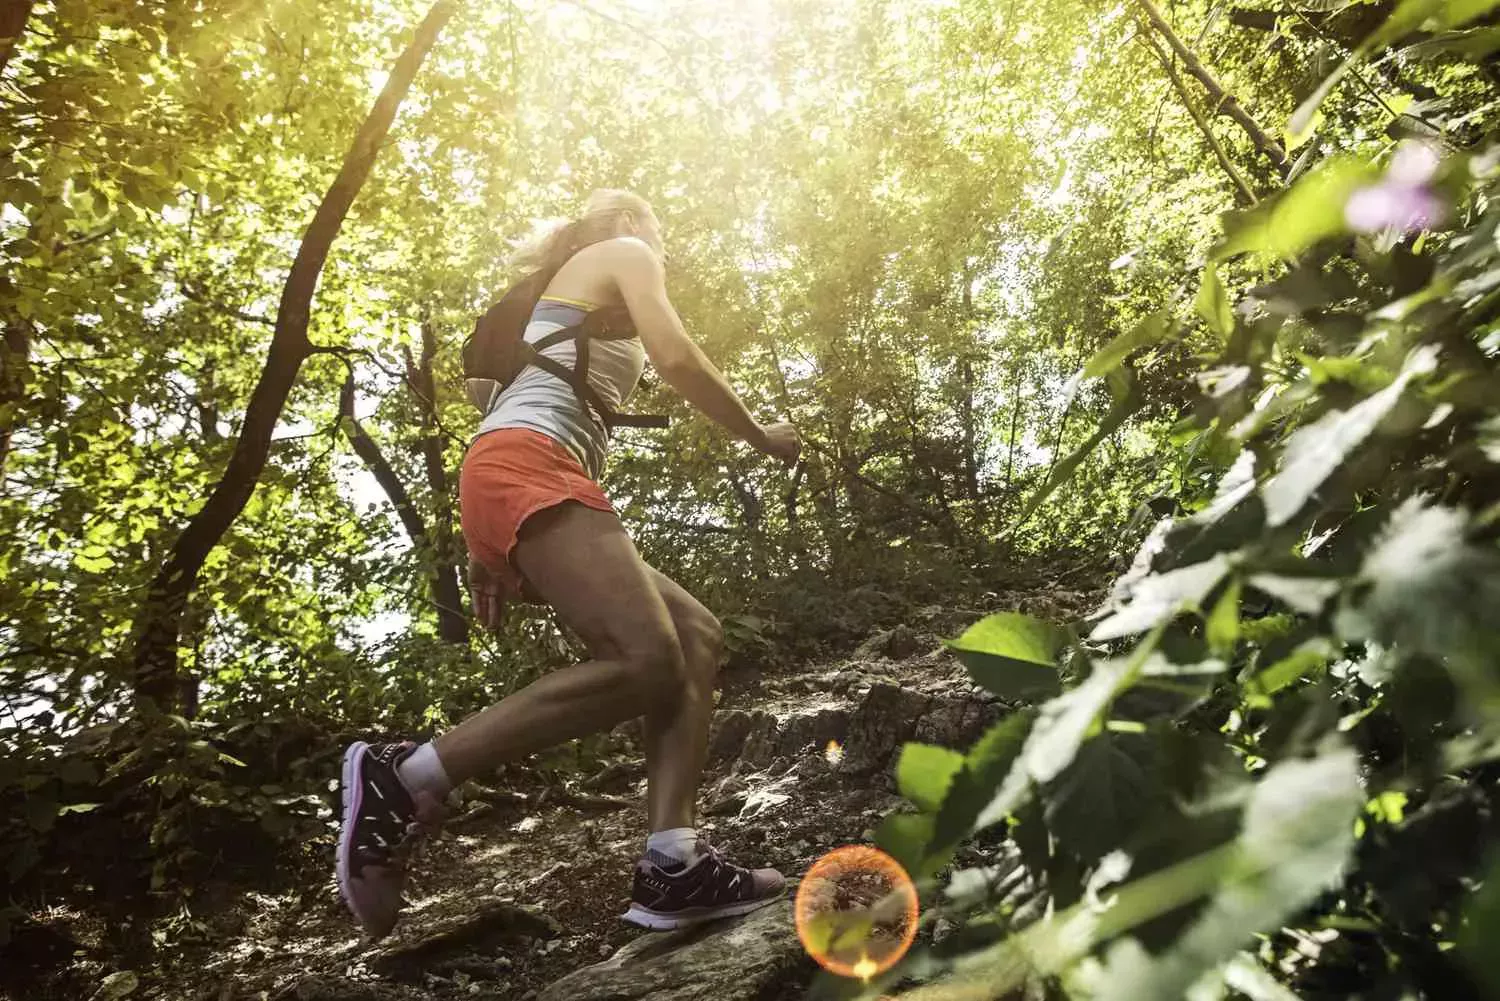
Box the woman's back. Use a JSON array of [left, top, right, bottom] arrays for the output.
[[475, 241, 648, 479]]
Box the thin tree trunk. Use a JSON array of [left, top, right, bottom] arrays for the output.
[[957, 270, 983, 504], [0, 320, 30, 480], [1140, 29, 1259, 205], [0, 0, 36, 78], [130, 1, 458, 710], [406, 320, 467, 644], [1133, 0, 1289, 174], [339, 372, 467, 641], [1003, 378, 1022, 491]]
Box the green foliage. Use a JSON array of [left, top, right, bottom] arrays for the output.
[[868, 6, 1500, 998], [946, 612, 1068, 699]]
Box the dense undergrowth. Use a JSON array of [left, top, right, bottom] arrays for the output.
[[6, 1, 1500, 999], [862, 9, 1500, 1000]]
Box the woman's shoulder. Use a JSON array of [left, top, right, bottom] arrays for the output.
[[578, 235, 658, 264]]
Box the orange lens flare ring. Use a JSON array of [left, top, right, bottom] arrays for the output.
[[794, 845, 920, 980]]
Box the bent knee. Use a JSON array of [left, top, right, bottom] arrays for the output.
[[619, 628, 688, 704], [678, 612, 724, 680]]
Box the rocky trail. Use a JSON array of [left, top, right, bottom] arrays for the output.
[[30, 587, 1099, 1001]]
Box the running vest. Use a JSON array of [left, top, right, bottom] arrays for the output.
[[474, 299, 648, 479]]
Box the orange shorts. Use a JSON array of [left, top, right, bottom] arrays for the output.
[[459, 428, 616, 603]]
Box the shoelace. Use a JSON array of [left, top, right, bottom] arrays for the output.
[[355, 813, 425, 872]]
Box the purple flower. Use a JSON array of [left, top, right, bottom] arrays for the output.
[[1345, 141, 1448, 235]]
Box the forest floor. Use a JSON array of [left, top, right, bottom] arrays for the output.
[[12, 575, 1103, 1001]]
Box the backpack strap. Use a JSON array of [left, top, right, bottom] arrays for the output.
[[518, 329, 670, 433]]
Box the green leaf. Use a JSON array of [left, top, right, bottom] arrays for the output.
[[873, 812, 934, 878], [1043, 733, 1157, 865], [975, 633, 1164, 833], [1284, 108, 1325, 153], [1195, 265, 1234, 340], [1213, 157, 1379, 261], [1090, 555, 1234, 642], [947, 612, 1067, 699], [1247, 573, 1340, 615], [1335, 498, 1500, 695], [1205, 577, 1241, 655], [1085, 749, 1363, 1000], [801, 911, 837, 956], [1459, 854, 1500, 995], [1251, 643, 1333, 700], [896, 743, 965, 812], [927, 712, 1035, 871], [57, 802, 102, 815], [1083, 309, 1175, 379], [1372, 0, 1500, 51], [1263, 345, 1437, 527]]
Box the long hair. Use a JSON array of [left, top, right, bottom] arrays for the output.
[[510, 189, 655, 273]]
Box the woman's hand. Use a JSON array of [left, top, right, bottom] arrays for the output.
[[468, 557, 505, 631], [754, 421, 802, 466]]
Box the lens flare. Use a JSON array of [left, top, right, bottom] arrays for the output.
[[794, 845, 919, 980], [824, 739, 845, 765]]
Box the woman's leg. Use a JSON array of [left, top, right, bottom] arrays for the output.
[[433, 501, 684, 783], [639, 568, 723, 832]]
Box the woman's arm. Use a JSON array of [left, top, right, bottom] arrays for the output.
[[606, 238, 800, 462]]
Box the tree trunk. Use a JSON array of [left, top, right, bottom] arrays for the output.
[[407, 320, 468, 644], [0, 0, 36, 78], [129, 1, 458, 710], [1133, 0, 1289, 174], [1140, 29, 1259, 206], [0, 320, 30, 481], [339, 372, 466, 641]]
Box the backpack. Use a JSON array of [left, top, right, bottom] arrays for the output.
[[461, 260, 669, 432]]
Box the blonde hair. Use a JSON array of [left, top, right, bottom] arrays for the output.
[[511, 189, 656, 272]]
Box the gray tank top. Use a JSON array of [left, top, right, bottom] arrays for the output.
[[474, 298, 646, 480]]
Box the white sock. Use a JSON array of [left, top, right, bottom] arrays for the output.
[[397, 742, 453, 799], [646, 827, 701, 865]]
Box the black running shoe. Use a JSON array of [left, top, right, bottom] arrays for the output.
[[622, 840, 786, 929], [335, 741, 445, 939]]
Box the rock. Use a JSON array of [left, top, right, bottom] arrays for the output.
[[841, 683, 933, 774], [773, 708, 848, 758], [370, 900, 559, 982], [708, 709, 773, 765], [739, 712, 780, 767], [852, 624, 923, 661], [535, 901, 810, 1001], [911, 699, 1004, 749]]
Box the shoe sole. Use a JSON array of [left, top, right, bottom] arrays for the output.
[[621, 891, 783, 930], [335, 740, 370, 928]]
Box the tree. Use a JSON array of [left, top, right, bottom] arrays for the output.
[[130, 0, 460, 710]]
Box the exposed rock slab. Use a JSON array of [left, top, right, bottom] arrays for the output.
[[534, 901, 810, 1001], [370, 899, 558, 982]]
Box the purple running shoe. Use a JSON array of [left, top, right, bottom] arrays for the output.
[[336, 741, 445, 939], [622, 840, 785, 930]]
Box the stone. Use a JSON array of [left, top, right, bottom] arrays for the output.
[[773, 708, 848, 759], [840, 683, 933, 774], [708, 709, 774, 765], [534, 901, 810, 1001], [370, 900, 558, 983], [911, 699, 1004, 750], [739, 712, 781, 767], [852, 624, 924, 661]]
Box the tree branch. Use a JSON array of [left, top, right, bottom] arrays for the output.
[[129, 1, 459, 711], [1134, 0, 1289, 174], [1139, 28, 1259, 205]]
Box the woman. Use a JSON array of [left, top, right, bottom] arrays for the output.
[[336, 190, 802, 940]]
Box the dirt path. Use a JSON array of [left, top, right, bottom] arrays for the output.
[[20, 583, 1102, 1001]]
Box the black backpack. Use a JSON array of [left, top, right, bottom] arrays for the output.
[[461, 260, 668, 432]]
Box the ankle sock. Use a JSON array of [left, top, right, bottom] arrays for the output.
[[397, 742, 453, 800], [646, 827, 702, 866]]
